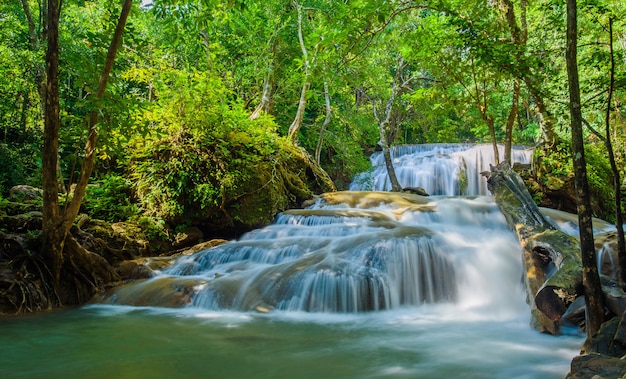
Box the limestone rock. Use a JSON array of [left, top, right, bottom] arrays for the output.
[[9, 185, 43, 201], [177, 239, 228, 256], [173, 226, 203, 248], [402, 187, 430, 196]]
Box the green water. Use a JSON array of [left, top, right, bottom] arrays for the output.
[[0, 305, 583, 379]]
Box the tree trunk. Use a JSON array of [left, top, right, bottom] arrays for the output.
[[486, 113, 499, 165], [499, 0, 558, 148], [471, 61, 499, 165], [566, 0, 606, 337], [41, 0, 132, 301], [382, 146, 401, 192], [249, 57, 274, 120], [42, 0, 63, 286], [287, 3, 311, 143], [503, 79, 520, 165], [62, 0, 133, 224], [315, 80, 332, 164], [603, 18, 626, 284], [372, 56, 406, 192]]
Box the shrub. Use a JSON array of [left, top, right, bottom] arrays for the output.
[[82, 174, 140, 221]]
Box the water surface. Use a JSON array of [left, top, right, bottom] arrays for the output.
[[0, 304, 582, 379]]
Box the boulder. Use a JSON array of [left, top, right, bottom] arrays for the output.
[[173, 226, 203, 249], [9, 185, 43, 201], [402, 187, 430, 196], [568, 312, 626, 379], [566, 354, 626, 379]]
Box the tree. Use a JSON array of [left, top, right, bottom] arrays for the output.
[[41, 0, 133, 302], [603, 17, 626, 284], [370, 55, 410, 192], [287, 1, 314, 143], [565, 0, 605, 337]]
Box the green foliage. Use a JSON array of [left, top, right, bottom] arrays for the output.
[[0, 141, 41, 196], [1, 0, 625, 230], [130, 71, 287, 222], [82, 174, 140, 222], [136, 216, 169, 241], [584, 141, 615, 219], [535, 138, 616, 220]]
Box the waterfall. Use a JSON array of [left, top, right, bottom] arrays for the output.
[[101, 191, 523, 315], [98, 144, 539, 314], [349, 144, 533, 195]]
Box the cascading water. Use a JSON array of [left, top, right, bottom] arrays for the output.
[[101, 191, 524, 315], [101, 144, 534, 314], [350, 144, 533, 195], [0, 143, 586, 379]]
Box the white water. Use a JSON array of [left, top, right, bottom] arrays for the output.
[[104, 192, 530, 317], [350, 144, 533, 195]]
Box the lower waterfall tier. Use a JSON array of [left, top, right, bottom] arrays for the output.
[[97, 191, 525, 314]]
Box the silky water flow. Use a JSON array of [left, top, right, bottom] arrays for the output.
[[0, 144, 585, 379]]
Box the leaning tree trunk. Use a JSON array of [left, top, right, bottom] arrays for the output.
[[372, 56, 406, 193], [484, 163, 584, 334], [315, 80, 332, 164]]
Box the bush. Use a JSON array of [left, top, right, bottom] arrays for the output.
[[129, 71, 315, 228], [534, 138, 616, 221], [82, 174, 140, 222], [0, 142, 41, 196]]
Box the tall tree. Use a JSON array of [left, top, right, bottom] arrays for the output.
[[565, 0, 605, 337], [41, 0, 133, 301], [287, 1, 323, 143], [370, 56, 409, 192], [602, 17, 626, 283], [503, 78, 520, 165], [499, 0, 559, 148]]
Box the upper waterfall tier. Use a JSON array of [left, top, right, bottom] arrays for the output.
[[349, 144, 533, 195]]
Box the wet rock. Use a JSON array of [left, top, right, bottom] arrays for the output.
[[568, 312, 626, 379], [566, 354, 626, 379], [0, 232, 26, 260], [0, 211, 43, 232], [584, 312, 626, 357], [402, 187, 430, 196], [562, 296, 586, 328], [116, 260, 156, 280], [173, 226, 203, 249], [177, 239, 228, 256]]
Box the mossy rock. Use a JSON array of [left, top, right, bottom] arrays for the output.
[[0, 211, 43, 232], [185, 144, 335, 235], [81, 219, 170, 259]]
